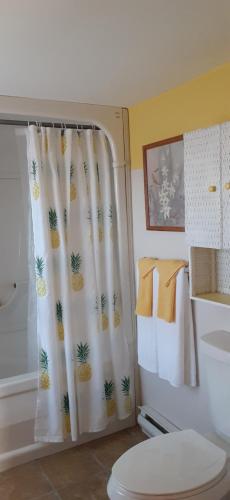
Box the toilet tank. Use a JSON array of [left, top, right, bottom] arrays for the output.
[[200, 331, 230, 443]]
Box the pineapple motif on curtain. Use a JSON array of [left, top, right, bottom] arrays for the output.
[[27, 125, 133, 442]]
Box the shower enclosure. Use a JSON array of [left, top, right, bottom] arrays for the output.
[[0, 124, 37, 379], [0, 98, 135, 471]]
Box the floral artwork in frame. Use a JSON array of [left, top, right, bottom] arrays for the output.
[[143, 135, 184, 231]]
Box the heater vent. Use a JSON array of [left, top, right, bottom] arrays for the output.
[[138, 406, 181, 438]]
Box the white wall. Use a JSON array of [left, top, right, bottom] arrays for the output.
[[132, 168, 230, 434]]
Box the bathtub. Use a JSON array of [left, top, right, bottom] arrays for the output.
[[0, 371, 135, 471], [0, 372, 80, 471], [0, 288, 135, 471], [0, 372, 38, 471]]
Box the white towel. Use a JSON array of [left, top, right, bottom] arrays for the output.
[[137, 268, 197, 387]]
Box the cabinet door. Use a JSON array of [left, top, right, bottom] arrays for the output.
[[222, 122, 230, 249], [184, 125, 222, 248]]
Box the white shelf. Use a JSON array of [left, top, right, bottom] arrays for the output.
[[190, 247, 230, 308], [192, 293, 230, 309]]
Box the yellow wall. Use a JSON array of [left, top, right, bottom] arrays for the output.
[[129, 63, 230, 169]]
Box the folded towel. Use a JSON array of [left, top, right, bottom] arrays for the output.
[[155, 259, 187, 323], [135, 257, 157, 316]]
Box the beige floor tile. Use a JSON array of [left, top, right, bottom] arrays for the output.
[[125, 426, 147, 446], [0, 427, 145, 499], [40, 446, 103, 490], [85, 427, 146, 470], [0, 462, 53, 500], [36, 493, 61, 500], [57, 472, 109, 500]]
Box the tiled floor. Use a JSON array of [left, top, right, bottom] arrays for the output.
[[0, 426, 146, 500]]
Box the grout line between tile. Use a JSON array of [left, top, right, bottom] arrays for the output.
[[33, 490, 61, 500], [37, 461, 58, 496], [37, 484, 63, 500], [89, 449, 111, 473], [52, 491, 62, 500]]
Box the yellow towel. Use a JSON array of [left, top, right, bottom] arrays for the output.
[[155, 260, 187, 323], [135, 258, 157, 316]]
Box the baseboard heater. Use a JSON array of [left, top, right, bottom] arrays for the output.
[[138, 405, 181, 438]]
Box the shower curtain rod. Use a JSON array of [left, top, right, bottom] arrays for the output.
[[0, 119, 100, 130]]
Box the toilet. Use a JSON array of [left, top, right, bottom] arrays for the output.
[[108, 331, 230, 499]]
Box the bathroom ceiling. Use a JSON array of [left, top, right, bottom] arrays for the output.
[[0, 0, 230, 107]]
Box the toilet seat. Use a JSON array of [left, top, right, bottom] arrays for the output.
[[109, 430, 227, 499]]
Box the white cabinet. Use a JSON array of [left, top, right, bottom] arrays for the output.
[[185, 122, 230, 307], [184, 122, 230, 249], [221, 122, 230, 249]]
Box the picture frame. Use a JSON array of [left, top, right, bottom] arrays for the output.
[[143, 135, 184, 232]]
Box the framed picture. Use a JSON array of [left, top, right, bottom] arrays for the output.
[[143, 135, 184, 231]]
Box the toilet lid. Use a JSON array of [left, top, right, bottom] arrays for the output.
[[112, 430, 227, 498]]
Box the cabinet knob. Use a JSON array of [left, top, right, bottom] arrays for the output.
[[208, 186, 216, 192], [224, 182, 230, 190]]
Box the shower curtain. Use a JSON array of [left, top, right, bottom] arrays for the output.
[[27, 125, 133, 442]]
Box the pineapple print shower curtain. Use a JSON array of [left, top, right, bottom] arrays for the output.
[[27, 125, 133, 442]]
